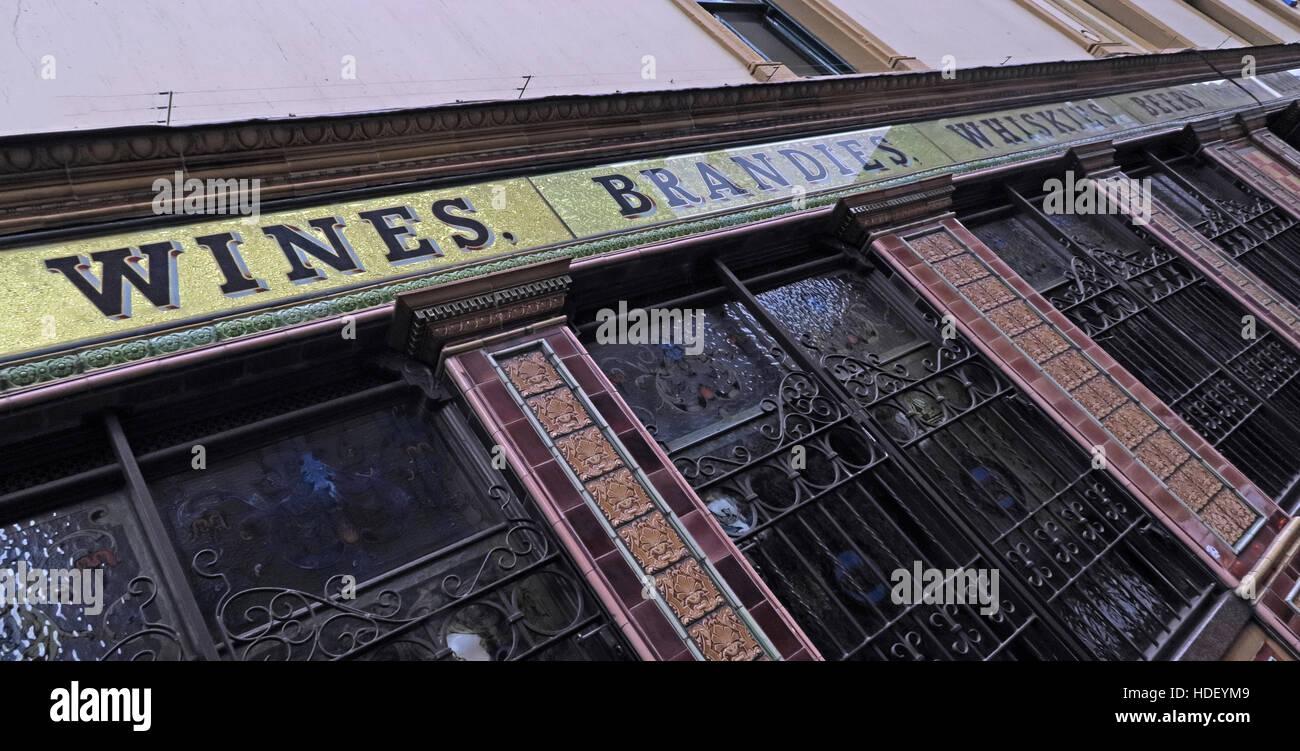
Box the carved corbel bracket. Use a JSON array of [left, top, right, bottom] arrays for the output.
[[389, 257, 572, 371]]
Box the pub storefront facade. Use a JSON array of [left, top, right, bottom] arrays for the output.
[[4, 46, 1300, 661]]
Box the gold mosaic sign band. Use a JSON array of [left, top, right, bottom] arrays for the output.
[[3, 70, 1298, 362]]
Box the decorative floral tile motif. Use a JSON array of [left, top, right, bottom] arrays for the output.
[[492, 346, 769, 661], [986, 300, 1041, 337], [1012, 325, 1070, 362], [1043, 350, 1100, 391], [525, 388, 592, 437], [1134, 432, 1190, 480], [961, 277, 1016, 310], [1201, 489, 1257, 543], [655, 558, 724, 625], [688, 607, 764, 662], [502, 351, 564, 396], [903, 232, 1265, 551], [617, 512, 689, 574], [1100, 402, 1159, 449], [1167, 461, 1223, 512], [585, 468, 655, 525], [910, 232, 967, 263], [934, 256, 990, 286], [1073, 375, 1127, 419], [554, 426, 622, 481]]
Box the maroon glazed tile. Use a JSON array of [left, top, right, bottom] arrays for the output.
[[646, 467, 700, 518], [871, 234, 908, 255], [667, 647, 696, 661], [617, 427, 667, 475], [565, 504, 617, 559], [1022, 290, 1057, 317], [457, 350, 499, 386], [1166, 423, 1212, 458], [1143, 400, 1182, 429], [1239, 486, 1273, 515], [479, 378, 528, 429], [909, 262, 944, 289], [988, 335, 1022, 364], [503, 419, 554, 467], [544, 331, 581, 358], [1106, 366, 1142, 394], [589, 390, 636, 433], [629, 599, 691, 658], [748, 601, 802, 657], [1149, 487, 1195, 527], [786, 648, 816, 661], [1071, 416, 1112, 451], [560, 354, 608, 396], [941, 295, 981, 325], [1009, 355, 1051, 385], [1214, 464, 1253, 493], [714, 554, 764, 608], [679, 509, 731, 561], [1052, 398, 1091, 435], [964, 315, 1001, 345], [597, 549, 650, 609], [534, 459, 586, 513]]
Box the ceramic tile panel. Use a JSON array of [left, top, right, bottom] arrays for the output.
[[490, 342, 778, 661], [878, 223, 1280, 567]]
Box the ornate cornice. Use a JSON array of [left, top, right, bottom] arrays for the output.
[[1, 45, 1298, 238]]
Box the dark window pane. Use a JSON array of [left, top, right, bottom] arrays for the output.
[[148, 397, 628, 661], [970, 214, 1073, 291]]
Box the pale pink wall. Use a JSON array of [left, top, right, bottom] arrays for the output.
[[2, 0, 753, 136]]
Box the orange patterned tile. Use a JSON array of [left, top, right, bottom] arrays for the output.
[[585, 468, 655, 525], [501, 351, 563, 397], [688, 607, 764, 661], [525, 388, 592, 437], [655, 558, 724, 625], [1044, 350, 1100, 391], [1100, 402, 1159, 449], [554, 426, 622, 481], [617, 512, 689, 574]]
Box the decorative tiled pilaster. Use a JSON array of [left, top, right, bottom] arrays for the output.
[[870, 219, 1291, 584], [1203, 136, 1300, 223], [446, 328, 820, 661], [1061, 140, 1300, 377], [1091, 171, 1300, 356]]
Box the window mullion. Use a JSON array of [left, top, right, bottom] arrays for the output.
[[103, 411, 221, 661]]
